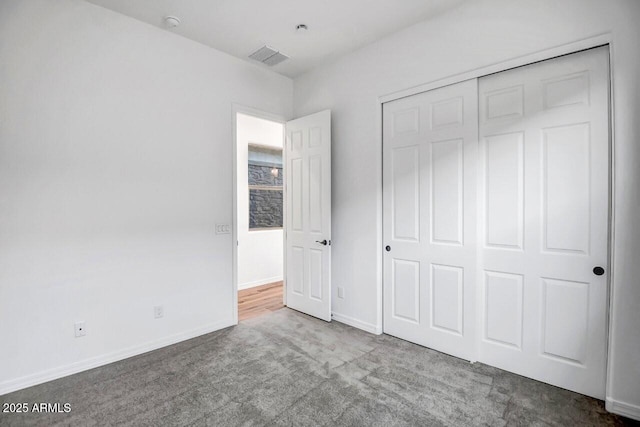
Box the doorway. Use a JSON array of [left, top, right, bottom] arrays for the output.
[[233, 107, 333, 324], [235, 111, 286, 321]]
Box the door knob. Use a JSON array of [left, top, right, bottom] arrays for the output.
[[385, 245, 391, 252], [315, 239, 328, 246], [593, 266, 605, 276]]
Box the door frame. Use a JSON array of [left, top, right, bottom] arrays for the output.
[[377, 33, 616, 395], [231, 104, 287, 324]]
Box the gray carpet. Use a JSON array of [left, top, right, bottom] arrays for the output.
[[0, 308, 635, 426]]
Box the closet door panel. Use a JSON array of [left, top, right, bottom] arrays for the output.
[[383, 79, 478, 361], [478, 46, 610, 399]]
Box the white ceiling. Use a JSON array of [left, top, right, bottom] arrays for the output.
[[86, 0, 466, 78]]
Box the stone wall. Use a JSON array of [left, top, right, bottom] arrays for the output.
[[248, 163, 283, 228], [249, 189, 283, 228], [248, 164, 283, 186]]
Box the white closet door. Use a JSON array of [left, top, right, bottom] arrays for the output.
[[383, 79, 478, 361], [478, 46, 610, 398]]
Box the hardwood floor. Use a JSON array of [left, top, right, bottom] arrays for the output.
[[238, 281, 284, 321]]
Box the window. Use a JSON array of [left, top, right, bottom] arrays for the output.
[[248, 144, 283, 229]]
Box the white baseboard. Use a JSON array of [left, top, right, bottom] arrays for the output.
[[606, 397, 640, 421], [331, 312, 382, 335], [238, 275, 283, 290], [0, 318, 235, 396]]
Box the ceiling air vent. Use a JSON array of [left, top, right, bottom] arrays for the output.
[[248, 45, 289, 66]]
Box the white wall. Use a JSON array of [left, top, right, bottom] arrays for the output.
[[0, 0, 292, 394], [293, 0, 640, 417], [236, 113, 284, 290]]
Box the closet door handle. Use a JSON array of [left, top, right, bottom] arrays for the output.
[[316, 240, 328, 246], [593, 266, 605, 276]]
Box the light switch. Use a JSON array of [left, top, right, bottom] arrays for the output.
[[215, 224, 231, 234]]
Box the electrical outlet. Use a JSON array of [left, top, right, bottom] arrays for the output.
[[154, 306, 164, 319], [215, 224, 231, 234], [338, 287, 345, 299], [74, 321, 86, 337]]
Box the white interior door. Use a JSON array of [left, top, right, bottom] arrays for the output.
[[477, 46, 610, 398], [383, 80, 478, 361], [285, 110, 332, 321]]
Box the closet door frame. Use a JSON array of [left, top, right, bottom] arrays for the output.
[[375, 33, 615, 395]]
